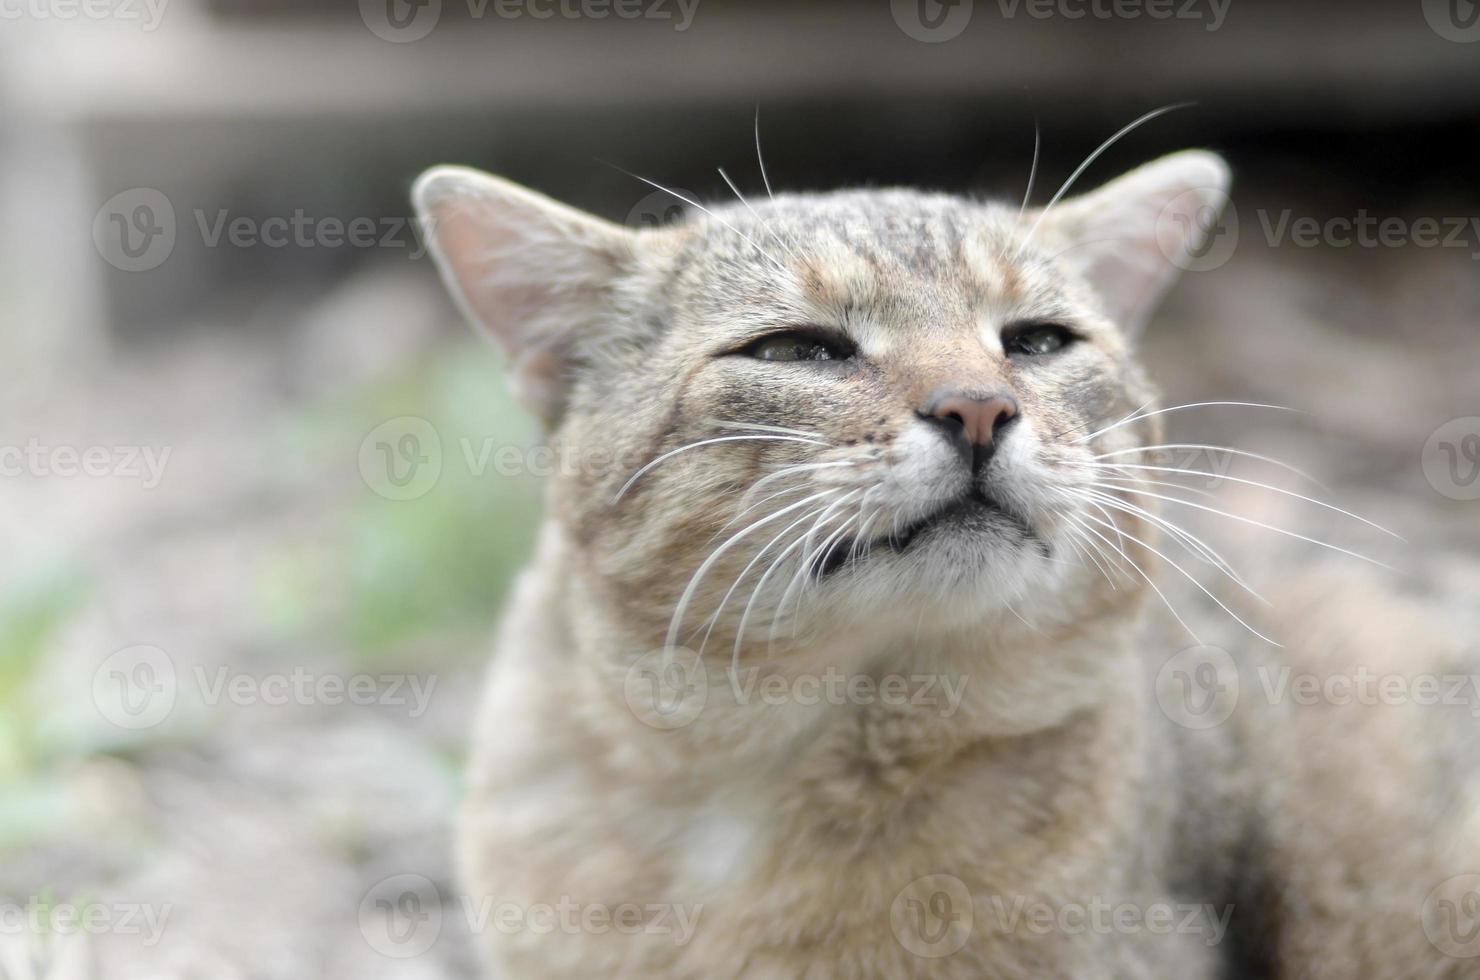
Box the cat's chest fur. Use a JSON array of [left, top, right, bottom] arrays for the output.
[[456, 563, 1214, 978]]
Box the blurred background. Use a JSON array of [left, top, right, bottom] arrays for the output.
[[1, 0, 1479, 976]]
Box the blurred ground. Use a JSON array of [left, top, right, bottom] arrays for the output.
[[1, 175, 1479, 978]]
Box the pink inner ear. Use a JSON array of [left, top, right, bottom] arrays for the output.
[[417, 173, 636, 428], [435, 204, 541, 354]]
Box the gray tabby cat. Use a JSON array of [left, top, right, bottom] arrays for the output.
[[411, 147, 1479, 978]]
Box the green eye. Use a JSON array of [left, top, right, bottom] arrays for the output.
[[1004, 322, 1076, 357], [745, 330, 856, 363]]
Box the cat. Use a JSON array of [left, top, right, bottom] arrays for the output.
[[411, 147, 1480, 978]]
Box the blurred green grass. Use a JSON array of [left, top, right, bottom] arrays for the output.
[[0, 337, 545, 850], [259, 337, 545, 663]]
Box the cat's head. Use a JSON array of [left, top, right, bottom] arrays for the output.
[[413, 152, 1228, 653]]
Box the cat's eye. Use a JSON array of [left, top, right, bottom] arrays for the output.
[[1003, 322, 1077, 357], [743, 329, 856, 363]]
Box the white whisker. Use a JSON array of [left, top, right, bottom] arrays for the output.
[[614, 433, 827, 503], [1074, 401, 1298, 445], [1078, 478, 1401, 572], [1080, 462, 1402, 540], [754, 106, 776, 202], [718, 166, 802, 265], [1093, 443, 1325, 488], [607, 162, 790, 276], [1068, 512, 1199, 643], [1079, 510, 1280, 646], [665, 489, 841, 650], [1080, 486, 1266, 604], [1016, 102, 1194, 258]]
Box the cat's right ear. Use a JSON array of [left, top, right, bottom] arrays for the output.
[[412, 166, 638, 428]]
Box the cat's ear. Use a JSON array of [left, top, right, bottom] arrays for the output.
[[413, 166, 637, 427], [1036, 150, 1230, 337]]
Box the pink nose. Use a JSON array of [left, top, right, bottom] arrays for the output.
[[925, 393, 1020, 448]]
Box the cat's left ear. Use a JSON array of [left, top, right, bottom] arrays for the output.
[[412, 166, 640, 428], [1036, 150, 1230, 337]]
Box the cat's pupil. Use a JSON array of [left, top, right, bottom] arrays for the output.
[[769, 341, 831, 361], [750, 332, 850, 362], [1006, 324, 1071, 356]]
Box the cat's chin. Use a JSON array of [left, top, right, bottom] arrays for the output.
[[814, 488, 1042, 580]]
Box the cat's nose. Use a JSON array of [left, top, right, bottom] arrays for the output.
[[921, 392, 1020, 462]]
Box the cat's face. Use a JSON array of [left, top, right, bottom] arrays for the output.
[[415, 153, 1228, 650]]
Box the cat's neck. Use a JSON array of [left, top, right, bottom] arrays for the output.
[[527, 521, 1146, 783]]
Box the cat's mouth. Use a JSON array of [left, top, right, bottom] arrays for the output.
[[811, 488, 1032, 578]]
